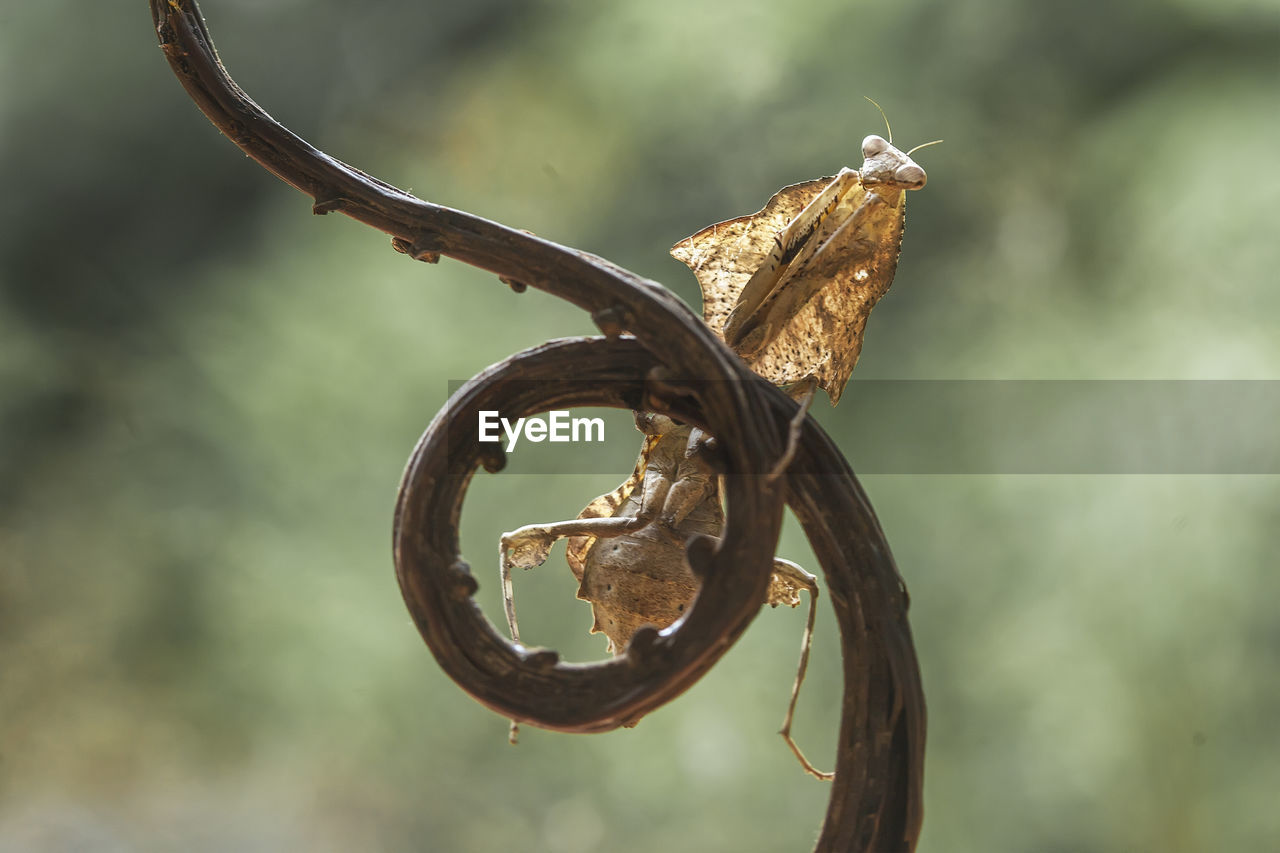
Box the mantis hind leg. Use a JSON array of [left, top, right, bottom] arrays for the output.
[[497, 514, 653, 743], [766, 378, 816, 483], [771, 557, 835, 781], [499, 538, 524, 744]]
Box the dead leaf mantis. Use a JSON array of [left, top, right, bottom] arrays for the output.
[[500, 128, 931, 780]]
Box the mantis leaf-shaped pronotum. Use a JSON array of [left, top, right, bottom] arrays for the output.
[[501, 129, 930, 780]]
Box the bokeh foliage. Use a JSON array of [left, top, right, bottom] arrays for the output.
[[1, 0, 1277, 850]]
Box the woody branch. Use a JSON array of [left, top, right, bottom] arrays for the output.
[[149, 2, 926, 850]]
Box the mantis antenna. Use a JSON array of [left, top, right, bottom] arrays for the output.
[[906, 139, 945, 156], [864, 95, 893, 143]]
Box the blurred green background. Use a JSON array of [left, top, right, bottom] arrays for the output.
[[2, 0, 1277, 850]]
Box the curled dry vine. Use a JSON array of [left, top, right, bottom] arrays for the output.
[[150, 1, 927, 849]]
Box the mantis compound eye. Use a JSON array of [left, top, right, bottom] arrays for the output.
[[862, 134, 890, 158], [895, 163, 926, 189]]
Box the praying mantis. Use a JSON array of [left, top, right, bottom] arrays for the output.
[[500, 129, 931, 780]]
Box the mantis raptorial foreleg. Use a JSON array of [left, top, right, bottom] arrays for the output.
[[723, 169, 861, 350]]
